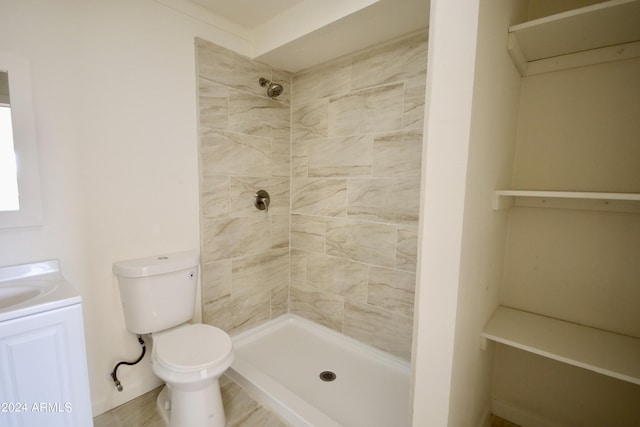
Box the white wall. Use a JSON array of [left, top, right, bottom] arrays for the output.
[[412, 0, 526, 425], [411, 0, 480, 424], [448, 1, 527, 425], [0, 0, 249, 416]]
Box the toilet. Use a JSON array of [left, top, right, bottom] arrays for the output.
[[113, 252, 233, 427]]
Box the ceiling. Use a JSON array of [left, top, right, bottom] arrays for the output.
[[163, 0, 430, 73], [190, 0, 306, 28]]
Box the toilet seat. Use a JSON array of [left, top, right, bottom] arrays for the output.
[[153, 324, 233, 374]]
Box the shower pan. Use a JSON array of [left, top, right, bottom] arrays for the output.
[[227, 314, 411, 427]]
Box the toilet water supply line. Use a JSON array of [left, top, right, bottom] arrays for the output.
[[110, 335, 146, 392]]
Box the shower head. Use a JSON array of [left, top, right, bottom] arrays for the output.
[[259, 77, 284, 98]]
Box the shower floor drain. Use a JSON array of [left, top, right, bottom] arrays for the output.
[[319, 370, 337, 382]]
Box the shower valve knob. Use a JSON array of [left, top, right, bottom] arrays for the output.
[[254, 190, 270, 212]]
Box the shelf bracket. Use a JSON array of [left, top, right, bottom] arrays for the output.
[[492, 192, 513, 210], [507, 32, 528, 77]]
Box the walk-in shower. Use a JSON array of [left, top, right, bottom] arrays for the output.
[[259, 77, 283, 98]]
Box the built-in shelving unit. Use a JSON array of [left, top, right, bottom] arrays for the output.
[[489, 1, 640, 421], [508, 0, 640, 76], [493, 190, 640, 211], [482, 306, 640, 385], [489, 190, 640, 384]]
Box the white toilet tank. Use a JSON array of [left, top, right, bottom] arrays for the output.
[[113, 252, 199, 334]]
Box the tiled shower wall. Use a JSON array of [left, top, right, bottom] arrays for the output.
[[289, 32, 427, 360], [196, 32, 428, 360], [196, 38, 292, 333]]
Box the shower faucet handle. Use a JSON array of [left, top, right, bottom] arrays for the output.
[[254, 190, 270, 212]]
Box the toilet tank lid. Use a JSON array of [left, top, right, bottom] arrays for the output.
[[112, 252, 198, 278]]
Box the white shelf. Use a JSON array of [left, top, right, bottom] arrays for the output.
[[482, 306, 640, 385], [508, 0, 640, 76], [493, 190, 640, 212]]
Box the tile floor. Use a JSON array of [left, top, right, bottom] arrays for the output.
[[93, 376, 290, 427], [94, 379, 520, 427]]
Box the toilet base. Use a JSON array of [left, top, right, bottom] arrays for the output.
[[156, 387, 171, 426], [156, 380, 225, 427]]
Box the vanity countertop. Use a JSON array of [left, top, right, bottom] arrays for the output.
[[0, 260, 81, 322]]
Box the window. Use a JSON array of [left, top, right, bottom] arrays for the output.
[[0, 53, 43, 229], [0, 103, 20, 211]]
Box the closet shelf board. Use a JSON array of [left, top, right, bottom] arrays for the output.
[[510, 0, 640, 61], [492, 190, 640, 210], [482, 306, 640, 385], [507, 0, 640, 75]]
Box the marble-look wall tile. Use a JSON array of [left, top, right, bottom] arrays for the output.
[[291, 58, 351, 104], [271, 139, 291, 177], [343, 301, 413, 359], [292, 99, 328, 141], [202, 260, 232, 305], [306, 252, 368, 303], [284, 32, 428, 361], [198, 78, 228, 129], [228, 90, 290, 139], [325, 218, 397, 268], [291, 214, 325, 253], [231, 249, 289, 297], [229, 177, 290, 217], [198, 40, 292, 336], [271, 282, 289, 318], [307, 136, 373, 177], [203, 285, 271, 334], [367, 266, 415, 314], [196, 38, 271, 97], [270, 214, 290, 249], [200, 129, 271, 177], [202, 216, 270, 263], [351, 32, 428, 91], [373, 130, 423, 178], [396, 227, 418, 272], [328, 84, 404, 136], [200, 176, 229, 220], [403, 74, 427, 130], [291, 178, 347, 217], [347, 179, 421, 225], [290, 284, 344, 332], [292, 140, 308, 177], [290, 249, 307, 285], [198, 33, 427, 359]]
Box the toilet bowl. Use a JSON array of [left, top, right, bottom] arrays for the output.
[[152, 324, 233, 427], [113, 252, 233, 427]]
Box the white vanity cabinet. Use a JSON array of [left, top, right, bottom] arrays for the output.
[[0, 261, 93, 427], [0, 303, 93, 427]]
